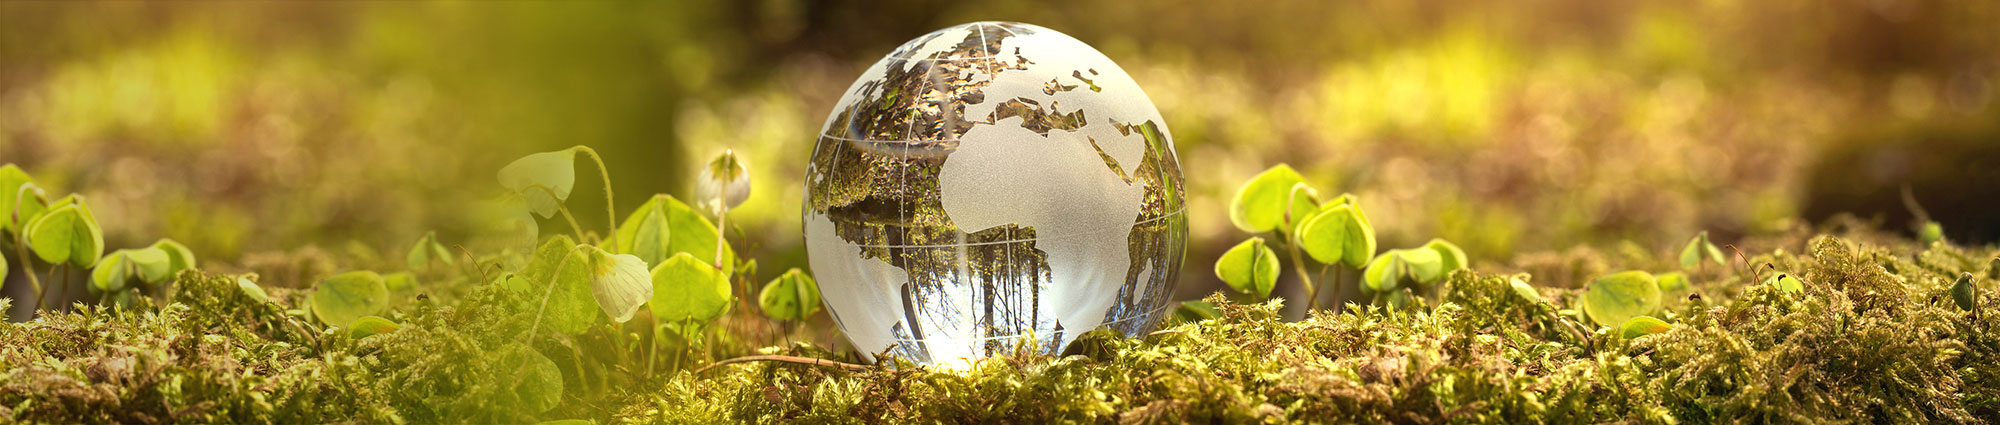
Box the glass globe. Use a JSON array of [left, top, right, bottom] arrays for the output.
[[803, 22, 1187, 365]]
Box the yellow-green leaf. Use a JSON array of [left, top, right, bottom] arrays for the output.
[[384, 271, 419, 291], [407, 231, 454, 269], [312, 271, 390, 328], [1764, 273, 1804, 293], [90, 251, 130, 292], [1298, 204, 1376, 269], [1582, 271, 1661, 327], [122, 246, 173, 284], [1509, 277, 1543, 303], [1398, 248, 1445, 284], [518, 236, 599, 334], [498, 148, 578, 219], [24, 199, 103, 268], [1680, 231, 1725, 269], [1951, 272, 1976, 312], [237, 277, 272, 304], [659, 195, 736, 276], [1215, 237, 1280, 298], [150, 238, 196, 276], [347, 315, 400, 339], [650, 252, 732, 322], [501, 343, 563, 414], [614, 195, 674, 266], [1422, 239, 1468, 277], [1619, 316, 1671, 339], [1362, 252, 1406, 292], [1228, 164, 1309, 233], [0, 164, 37, 234], [759, 268, 821, 321]]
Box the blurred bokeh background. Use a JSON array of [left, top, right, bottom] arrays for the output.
[[2, 1, 1997, 303]]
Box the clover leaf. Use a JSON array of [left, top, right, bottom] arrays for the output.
[[498, 148, 578, 219], [1228, 164, 1309, 233], [122, 246, 173, 284], [640, 195, 737, 276], [518, 236, 599, 334], [24, 197, 103, 268], [1398, 248, 1445, 284], [1362, 252, 1406, 292], [90, 251, 131, 292], [1422, 239, 1468, 276], [150, 238, 196, 276], [1171, 300, 1222, 324], [759, 268, 821, 321], [650, 252, 733, 323], [0, 249, 8, 285], [1215, 237, 1280, 298], [614, 195, 674, 266], [1619, 316, 1671, 339], [1679, 231, 1726, 270], [500, 343, 563, 414], [0, 164, 39, 234], [346, 316, 400, 339], [585, 245, 652, 323], [1582, 270, 1661, 327], [1297, 203, 1376, 268], [312, 271, 390, 328]]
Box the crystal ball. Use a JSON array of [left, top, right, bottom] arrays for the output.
[[803, 22, 1187, 365]]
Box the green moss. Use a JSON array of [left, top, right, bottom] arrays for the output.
[[2, 232, 1996, 423]]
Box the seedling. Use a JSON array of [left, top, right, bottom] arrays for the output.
[[1680, 231, 1726, 271], [1215, 237, 1280, 298], [758, 268, 821, 322], [1655, 272, 1689, 291], [407, 231, 455, 269], [1360, 239, 1467, 302], [1951, 272, 1978, 319], [347, 316, 401, 339]]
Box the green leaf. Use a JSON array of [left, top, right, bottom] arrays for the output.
[[24, 199, 103, 268], [1582, 271, 1662, 327], [1228, 164, 1309, 233], [498, 148, 578, 219], [585, 246, 652, 323], [384, 271, 419, 291], [311, 271, 390, 328], [500, 343, 563, 414], [1171, 301, 1222, 324], [1679, 231, 1725, 269], [518, 236, 599, 334], [1421, 238, 1468, 276], [650, 252, 732, 322], [122, 246, 173, 284], [1766, 273, 1804, 293], [406, 231, 454, 269], [1951, 272, 1977, 312], [1398, 248, 1446, 284], [658, 195, 737, 277], [150, 238, 196, 275], [614, 195, 674, 266], [759, 268, 821, 321], [346, 316, 400, 339], [1656, 272, 1690, 291], [1509, 277, 1543, 303], [1297, 204, 1376, 269], [1362, 252, 1406, 292], [1619, 316, 1672, 339], [0, 248, 8, 285], [1988, 257, 1999, 280], [0, 164, 37, 234], [237, 277, 272, 304], [1214, 237, 1280, 298], [90, 251, 130, 292]]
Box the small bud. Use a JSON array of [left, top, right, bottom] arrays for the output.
[[698, 149, 751, 211], [1951, 272, 1977, 313]]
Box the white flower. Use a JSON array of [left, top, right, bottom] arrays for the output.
[[586, 248, 652, 323], [697, 149, 750, 211]]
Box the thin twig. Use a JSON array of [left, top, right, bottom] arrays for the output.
[[693, 355, 871, 375], [454, 244, 490, 284]]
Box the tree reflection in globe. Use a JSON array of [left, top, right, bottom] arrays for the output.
[[804, 22, 1187, 365]]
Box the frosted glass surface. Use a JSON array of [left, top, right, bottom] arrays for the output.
[[804, 22, 1187, 364]]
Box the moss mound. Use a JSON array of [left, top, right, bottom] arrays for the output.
[[3, 233, 1997, 424]]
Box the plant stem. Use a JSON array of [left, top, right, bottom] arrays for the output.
[[13, 239, 44, 312], [528, 185, 589, 244], [1289, 240, 1317, 312], [571, 146, 619, 251]]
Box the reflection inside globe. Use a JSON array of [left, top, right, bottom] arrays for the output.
[[804, 22, 1187, 364]]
